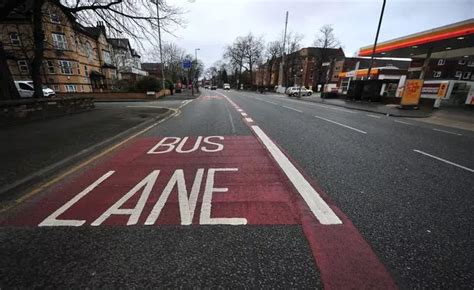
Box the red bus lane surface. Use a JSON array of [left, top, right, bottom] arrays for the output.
[[1, 93, 397, 289]]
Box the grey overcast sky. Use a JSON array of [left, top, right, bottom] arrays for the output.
[[157, 0, 473, 68]]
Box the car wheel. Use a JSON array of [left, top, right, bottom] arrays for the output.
[[307, 92, 312, 96]]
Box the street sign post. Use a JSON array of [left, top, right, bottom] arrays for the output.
[[182, 59, 192, 70]]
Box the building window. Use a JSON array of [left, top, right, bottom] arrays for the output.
[[437, 59, 445, 66], [468, 60, 474, 67], [58, 60, 73, 74], [455, 71, 462, 78], [84, 41, 93, 60], [102, 50, 112, 64], [45, 60, 55, 74], [76, 63, 81, 75], [65, 85, 77, 92], [458, 59, 466, 65], [84, 65, 88, 77], [52, 33, 68, 50], [462, 72, 471, 80], [49, 10, 61, 23], [433, 71, 442, 78], [17, 60, 29, 73], [9, 32, 21, 46]]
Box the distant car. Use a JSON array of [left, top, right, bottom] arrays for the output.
[[223, 83, 230, 90], [14, 81, 55, 98], [211, 85, 217, 90], [286, 86, 312, 97], [204, 85, 210, 89]]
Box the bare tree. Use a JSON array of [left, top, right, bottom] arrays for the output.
[[312, 24, 342, 86], [1, 0, 184, 98], [242, 33, 264, 87], [224, 38, 247, 88], [284, 31, 304, 55], [265, 40, 281, 61], [313, 24, 341, 49], [147, 41, 186, 82]]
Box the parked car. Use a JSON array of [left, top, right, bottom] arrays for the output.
[[14, 81, 55, 98], [204, 85, 210, 89], [286, 86, 313, 97], [211, 85, 217, 90], [223, 83, 230, 90]]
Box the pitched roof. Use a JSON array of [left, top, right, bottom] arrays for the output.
[[108, 38, 131, 50]]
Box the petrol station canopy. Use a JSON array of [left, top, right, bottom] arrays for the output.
[[358, 19, 474, 59]]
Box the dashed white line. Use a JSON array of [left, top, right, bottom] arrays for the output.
[[314, 115, 367, 134], [237, 109, 244, 112], [244, 117, 254, 123], [241, 112, 248, 117], [281, 105, 303, 113], [394, 120, 411, 125], [432, 128, 462, 136], [367, 114, 381, 119], [251, 125, 342, 225], [413, 150, 473, 173], [263, 100, 278, 105]]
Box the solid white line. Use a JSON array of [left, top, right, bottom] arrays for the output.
[[282, 105, 303, 113], [241, 112, 248, 117], [244, 117, 254, 123], [251, 125, 342, 225], [127, 105, 164, 109], [394, 120, 411, 125], [432, 128, 462, 136], [367, 114, 381, 119], [413, 150, 474, 173], [314, 115, 367, 134]]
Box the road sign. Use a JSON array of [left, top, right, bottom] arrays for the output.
[[182, 59, 192, 69]]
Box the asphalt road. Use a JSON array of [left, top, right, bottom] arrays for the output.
[[1, 89, 473, 288]]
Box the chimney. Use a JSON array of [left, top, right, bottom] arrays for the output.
[[97, 21, 106, 35]]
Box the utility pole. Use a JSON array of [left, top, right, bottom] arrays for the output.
[[367, 0, 386, 80], [192, 48, 200, 96], [155, 0, 166, 90], [278, 11, 289, 89]]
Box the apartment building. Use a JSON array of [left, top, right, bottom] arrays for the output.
[[108, 38, 147, 80], [0, 0, 119, 93]]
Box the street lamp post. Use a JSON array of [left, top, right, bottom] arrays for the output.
[[367, 0, 386, 80], [154, 0, 166, 91]]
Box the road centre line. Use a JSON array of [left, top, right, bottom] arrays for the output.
[[432, 128, 462, 136], [251, 125, 342, 225], [281, 105, 303, 113], [241, 112, 248, 117], [413, 149, 473, 173], [367, 114, 381, 119], [393, 120, 412, 125], [263, 100, 278, 105], [313, 115, 367, 134]]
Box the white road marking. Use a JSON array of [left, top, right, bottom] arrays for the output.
[[241, 112, 248, 117], [39, 171, 115, 226], [394, 120, 411, 125], [237, 109, 244, 112], [432, 128, 462, 136], [313, 115, 367, 134], [244, 117, 254, 123], [367, 114, 381, 119], [306, 103, 356, 114], [127, 105, 164, 109], [264, 100, 278, 105], [281, 105, 303, 113], [251, 125, 342, 225], [413, 150, 474, 173]]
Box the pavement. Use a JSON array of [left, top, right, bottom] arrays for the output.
[[0, 96, 193, 203], [1, 89, 473, 288]]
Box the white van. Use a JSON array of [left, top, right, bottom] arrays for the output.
[[14, 81, 56, 98]]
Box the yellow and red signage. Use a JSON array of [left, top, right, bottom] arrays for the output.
[[401, 79, 424, 106]]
